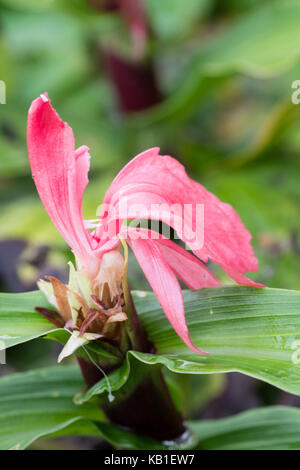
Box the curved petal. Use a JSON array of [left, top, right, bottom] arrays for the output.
[[155, 238, 221, 290], [97, 148, 259, 281], [127, 235, 207, 354], [27, 94, 96, 272], [75, 145, 90, 214], [124, 227, 220, 289]]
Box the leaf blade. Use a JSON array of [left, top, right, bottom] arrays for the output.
[[134, 287, 300, 396], [0, 364, 103, 450], [0, 290, 57, 349], [191, 406, 300, 450]]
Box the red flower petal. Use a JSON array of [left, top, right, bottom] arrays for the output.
[[27, 94, 97, 273], [155, 238, 221, 290], [124, 227, 221, 289], [98, 148, 259, 283], [222, 267, 265, 288], [127, 235, 207, 354]]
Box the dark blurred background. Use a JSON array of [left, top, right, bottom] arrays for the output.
[[1, 0, 300, 449]]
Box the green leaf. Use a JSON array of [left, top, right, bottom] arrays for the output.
[[0, 362, 200, 450], [196, 0, 300, 77], [0, 291, 122, 362], [2, 362, 300, 449], [94, 405, 300, 450], [0, 290, 57, 350], [166, 373, 226, 417], [191, 406, 300, 450], [134, 0, 300, 125], [134, 288, 300, 396], [78, 286, 300, 401], [0, 363, 198, 450], [146, 0, 211, 40], [73, 358, 130, 405], [40, 404, 300, 450], [0, 364, 103, 450], [3, 287, 300, 398]]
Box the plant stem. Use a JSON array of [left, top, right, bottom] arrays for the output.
[[123, 281, 153, 352], [103, 363, 186, 441]]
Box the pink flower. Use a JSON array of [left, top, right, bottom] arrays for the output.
[[27, 94, 263, 355]]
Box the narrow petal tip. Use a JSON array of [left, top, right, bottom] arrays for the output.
[[40, 93, 49, 103], [187, 339, 209, 355], [28, 92, 50, 115]]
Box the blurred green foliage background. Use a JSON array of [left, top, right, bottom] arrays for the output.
[[1, 0, 300, 290]]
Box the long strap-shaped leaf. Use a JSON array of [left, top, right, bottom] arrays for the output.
[[1, 364, 300, 449], [0, 364, 103, 450], [0, 290, 57, 349], [94, 406, 300, 450], [191, 406, 300, 450], [1, 287, 300, 395], [133, 287, 300, 395]]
